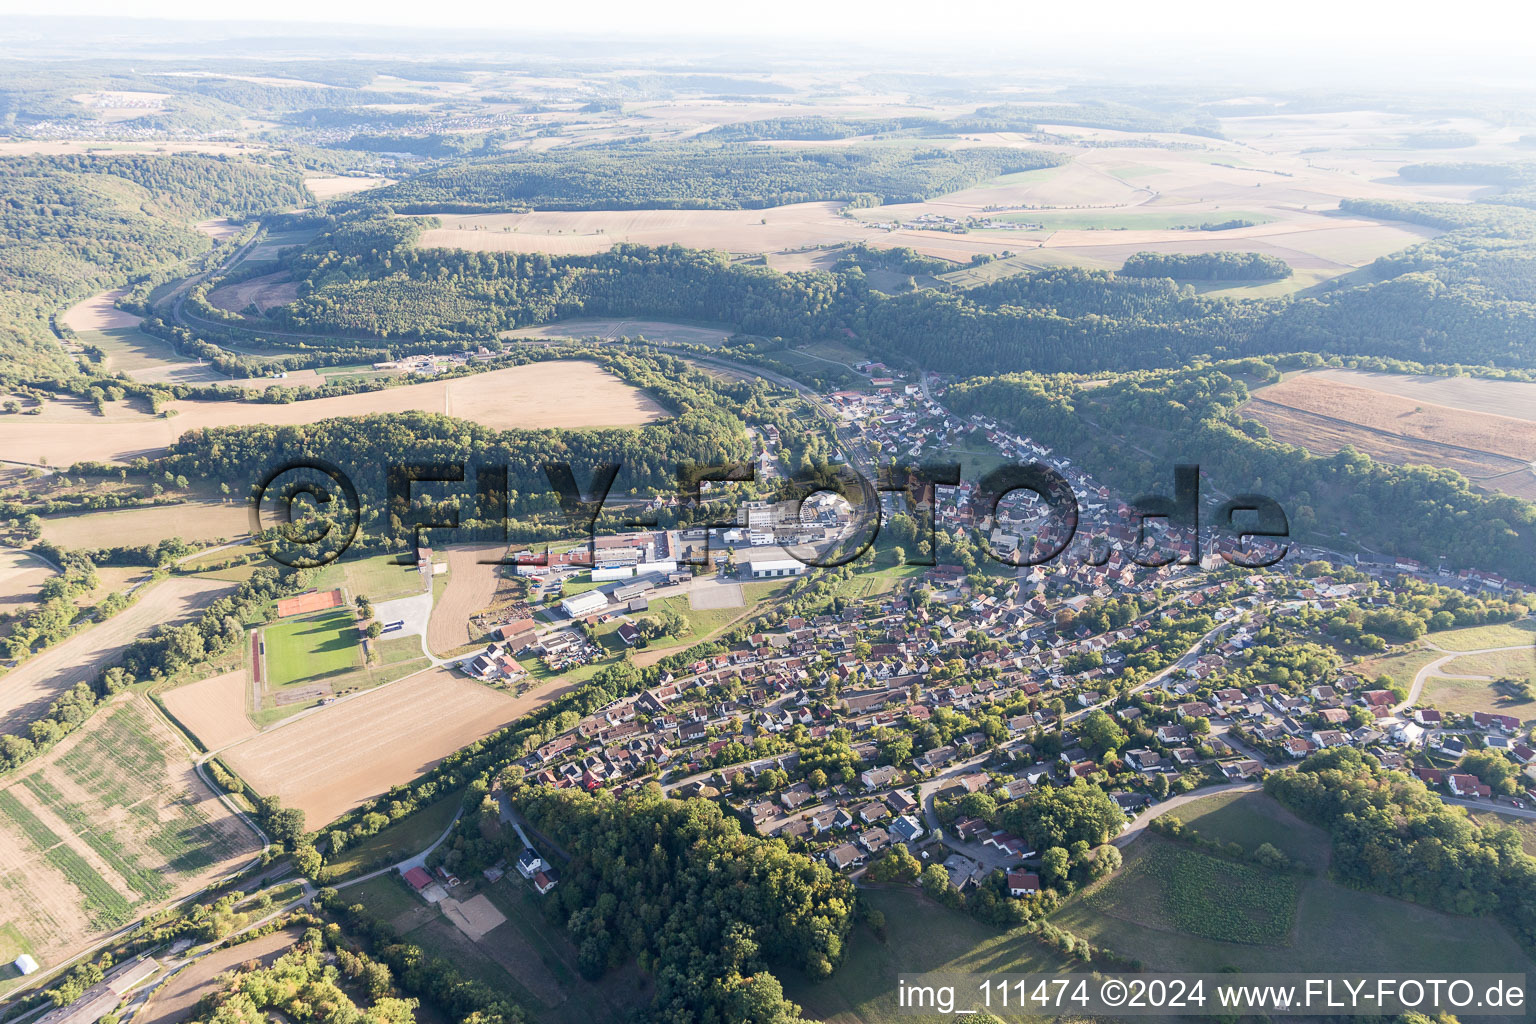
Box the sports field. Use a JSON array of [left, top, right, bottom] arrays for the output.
[[262, 607, 361, 688]]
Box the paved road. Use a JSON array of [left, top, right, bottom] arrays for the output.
[[1398, 635, 1536, 712]]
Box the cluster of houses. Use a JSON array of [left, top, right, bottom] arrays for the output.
[[458, 371, 1534, 884]]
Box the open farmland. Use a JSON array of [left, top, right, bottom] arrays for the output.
[[159, 670, 257, 751], [207, 272, 300, 314], [221, 666, 583, 824], [0, 698, 257, 980], [78, 326, 226, 385], [427, 543, 509, 656], [60, 289, 140, 333], [303, 175, 393, 200], [1243, 372, 1536, 500], [502, 319, 733, 346], [0, 361, 667, 467], [0, 576, 234, 727], [1423, 647, 1536, 719], [417, 143, 1443, 277], [41, 502, 250, 550], [0, 549, 57, 625]]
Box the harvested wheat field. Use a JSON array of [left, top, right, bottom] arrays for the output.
[[0, 697, 258, 975], [1304, 368, 1536, 421], [0, 549, 57, 622], [41, 502, 250, 549], [0, 361, 667, 466], [1249, 373, 1536, 457], [222, 667, 568, 824], [137, 927, 303, 1024], [207, 272, 299, 314], [502, 318, 732, 346], [0, 576, 235, 726], [304, 175, 393, 200], [427, 543, 508, 656], [195, 218, 241, 241], [160, 671, 257, 752], [61, 289, 140, 332], [1244, 373, 1536, 500]]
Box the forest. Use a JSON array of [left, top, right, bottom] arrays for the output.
[[1266, 748, 1536, 948], [366, 143, 1064, 211], [0, 153, 310, 376], [513, 782, 855, 1024]]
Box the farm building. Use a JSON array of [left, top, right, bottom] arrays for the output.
[[745, 558, 806, 579], [13, 953, 38, 976], [592, 566, 634, 582], [560, 590, 607, 618], [403, 866, 433, 891]]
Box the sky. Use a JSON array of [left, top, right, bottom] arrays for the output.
[[0, 0, 1530, 55]]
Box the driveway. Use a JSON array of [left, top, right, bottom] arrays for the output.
[[374, 591, 435, 662]]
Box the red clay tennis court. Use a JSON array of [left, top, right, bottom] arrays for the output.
[[275, 588, 344, 618]]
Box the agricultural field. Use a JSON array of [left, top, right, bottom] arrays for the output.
[[158, 669, 257, 751], [501, 318, 733, 347], [0, 361, 667, 467], [41, 502, 250, 550], [1243, 372, 1536, 500], [1052, 794, 1535, 977], [1423, 648, 1536, 718], [77, 325, 226, 385], [418, 141, 1445, 280], [303, 175, 393, 200], [0, 698, 257, 984], [426, 543, 510, 656], [0, 576, 234, 727], [206, 272, 299, 315], [220, 667, 574, 825]]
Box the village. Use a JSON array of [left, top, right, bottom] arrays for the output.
[[441, 363, 1536, 903]]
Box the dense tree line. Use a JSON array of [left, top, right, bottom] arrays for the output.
[[276, 195, 1536, 374], [369, 143, 1063, 212], [1266, 748, 1536, 947], [513, 782, 853, 1023], [1121, 250, 1293, 280]]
